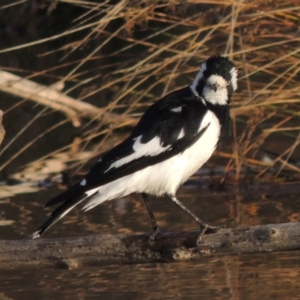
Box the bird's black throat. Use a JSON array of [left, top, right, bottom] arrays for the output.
[[206, 102, 231, 137]]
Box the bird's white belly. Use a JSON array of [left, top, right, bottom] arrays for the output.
[[83, 111, 220, 211], [135, 113, 220, 195]]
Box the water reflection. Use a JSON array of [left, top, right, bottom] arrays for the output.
[[1, 252, 300, 299], [1, 183, 300, 299]]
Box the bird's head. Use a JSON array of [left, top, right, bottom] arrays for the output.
[[190, 56, 237, 105]]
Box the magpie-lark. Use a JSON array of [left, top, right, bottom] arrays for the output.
[[33, 56, 237, 243]]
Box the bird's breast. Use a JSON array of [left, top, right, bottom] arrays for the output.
[[134, 110, 221, 195]]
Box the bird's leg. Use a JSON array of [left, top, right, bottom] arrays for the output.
[[168, 195, 219, 245], [142, 193, 162, 241]]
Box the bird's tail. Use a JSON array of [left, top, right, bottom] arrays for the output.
[[32, 194, 88, 239], [32, 189, 90, 239]]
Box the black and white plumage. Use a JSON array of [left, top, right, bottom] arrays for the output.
[[33, 56, 237, 241]]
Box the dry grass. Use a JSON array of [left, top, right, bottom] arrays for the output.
[[0, 0, 299, 181]]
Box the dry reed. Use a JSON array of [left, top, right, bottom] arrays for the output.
[[0, 0, 299, 181]]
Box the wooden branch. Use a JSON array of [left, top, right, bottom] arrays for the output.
[[1, 222, 300, 270], [0, 70, 137, 127]]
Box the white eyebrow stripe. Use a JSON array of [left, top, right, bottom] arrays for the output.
[[230, 67, 238, 91], [190, 62, 207, 96]]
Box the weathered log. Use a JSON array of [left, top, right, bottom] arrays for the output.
[[0, 222, 300, 270]]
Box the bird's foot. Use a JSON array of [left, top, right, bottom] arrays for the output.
[[196, 223, 222, 246], [149, 226, 163, 242]]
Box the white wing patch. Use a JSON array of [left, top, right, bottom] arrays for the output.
[[171, 106, 182, 113], [178, 128, 185, 139], [84, 187, 100, 197], [104, 135, 169, 173]]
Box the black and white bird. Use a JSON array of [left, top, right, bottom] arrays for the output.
[[33, 56, 237, 243]]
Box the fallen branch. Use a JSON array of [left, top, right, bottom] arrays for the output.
[[0, 70, 137, 127], [0, 222, 300, 270]]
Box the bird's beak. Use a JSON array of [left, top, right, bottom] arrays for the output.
[[210, 84, 219, 92]]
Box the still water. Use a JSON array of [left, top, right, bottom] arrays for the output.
[[1, 252, 300, 299], [1, 183, 300, 299]]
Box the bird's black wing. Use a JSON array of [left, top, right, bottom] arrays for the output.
[[46, 87, 209, 207], [83, 88, 209, 187]]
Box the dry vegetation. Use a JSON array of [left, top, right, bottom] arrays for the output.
[[0, 0, 299, 186]]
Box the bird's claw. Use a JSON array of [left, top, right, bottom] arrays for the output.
[[196, 224, 221, 245], [149, 227, 163, 242]]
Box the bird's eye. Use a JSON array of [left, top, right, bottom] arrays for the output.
[[226, 81, 231, 86]]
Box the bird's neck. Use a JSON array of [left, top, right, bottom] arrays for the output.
[[206, 102, 231, 137]]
